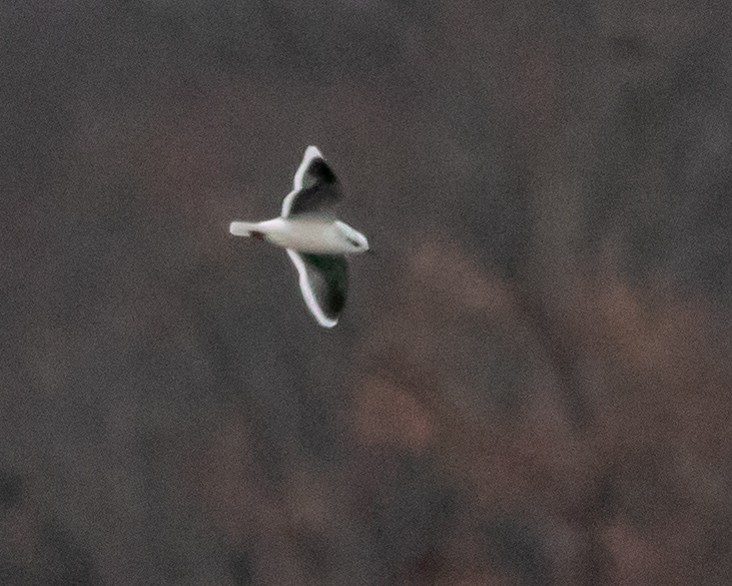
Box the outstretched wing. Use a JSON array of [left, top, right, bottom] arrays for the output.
[[286, 249, 348, 328], [281, 146, 342, 218]]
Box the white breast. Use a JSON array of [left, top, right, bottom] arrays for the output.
[[257, 218, 352, 254]]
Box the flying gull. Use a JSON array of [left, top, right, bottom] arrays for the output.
[[229, 146, 370, 327]]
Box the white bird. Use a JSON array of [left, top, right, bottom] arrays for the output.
[[229, 146, 370, 328]]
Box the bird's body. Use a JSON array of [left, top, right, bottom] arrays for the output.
[[230, 217, 365, 255], [229, 146, 369, 328]]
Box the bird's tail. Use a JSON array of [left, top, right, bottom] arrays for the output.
[[229, 221, 259, 237]]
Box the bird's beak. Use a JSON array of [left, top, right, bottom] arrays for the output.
[[366, 248, 377, 256]]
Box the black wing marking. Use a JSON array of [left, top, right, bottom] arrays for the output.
[[281, 146, 342, 218], [286, 250, 348, 327]]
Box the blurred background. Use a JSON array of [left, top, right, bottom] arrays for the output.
[[1, 1, 731, 584]]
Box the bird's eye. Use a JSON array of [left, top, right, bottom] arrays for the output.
[[347, 237, 360, 247]]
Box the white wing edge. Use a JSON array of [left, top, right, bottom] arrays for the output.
[[286, 249, 338, 328], [280, 188, 298, 218], [293, 145, 323, 190], [282, 145, 324, 217]]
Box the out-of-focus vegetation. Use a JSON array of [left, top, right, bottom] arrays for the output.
[[1, 2, 730, 584]]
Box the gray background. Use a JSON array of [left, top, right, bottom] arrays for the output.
[[1, 1, 731, 584]]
